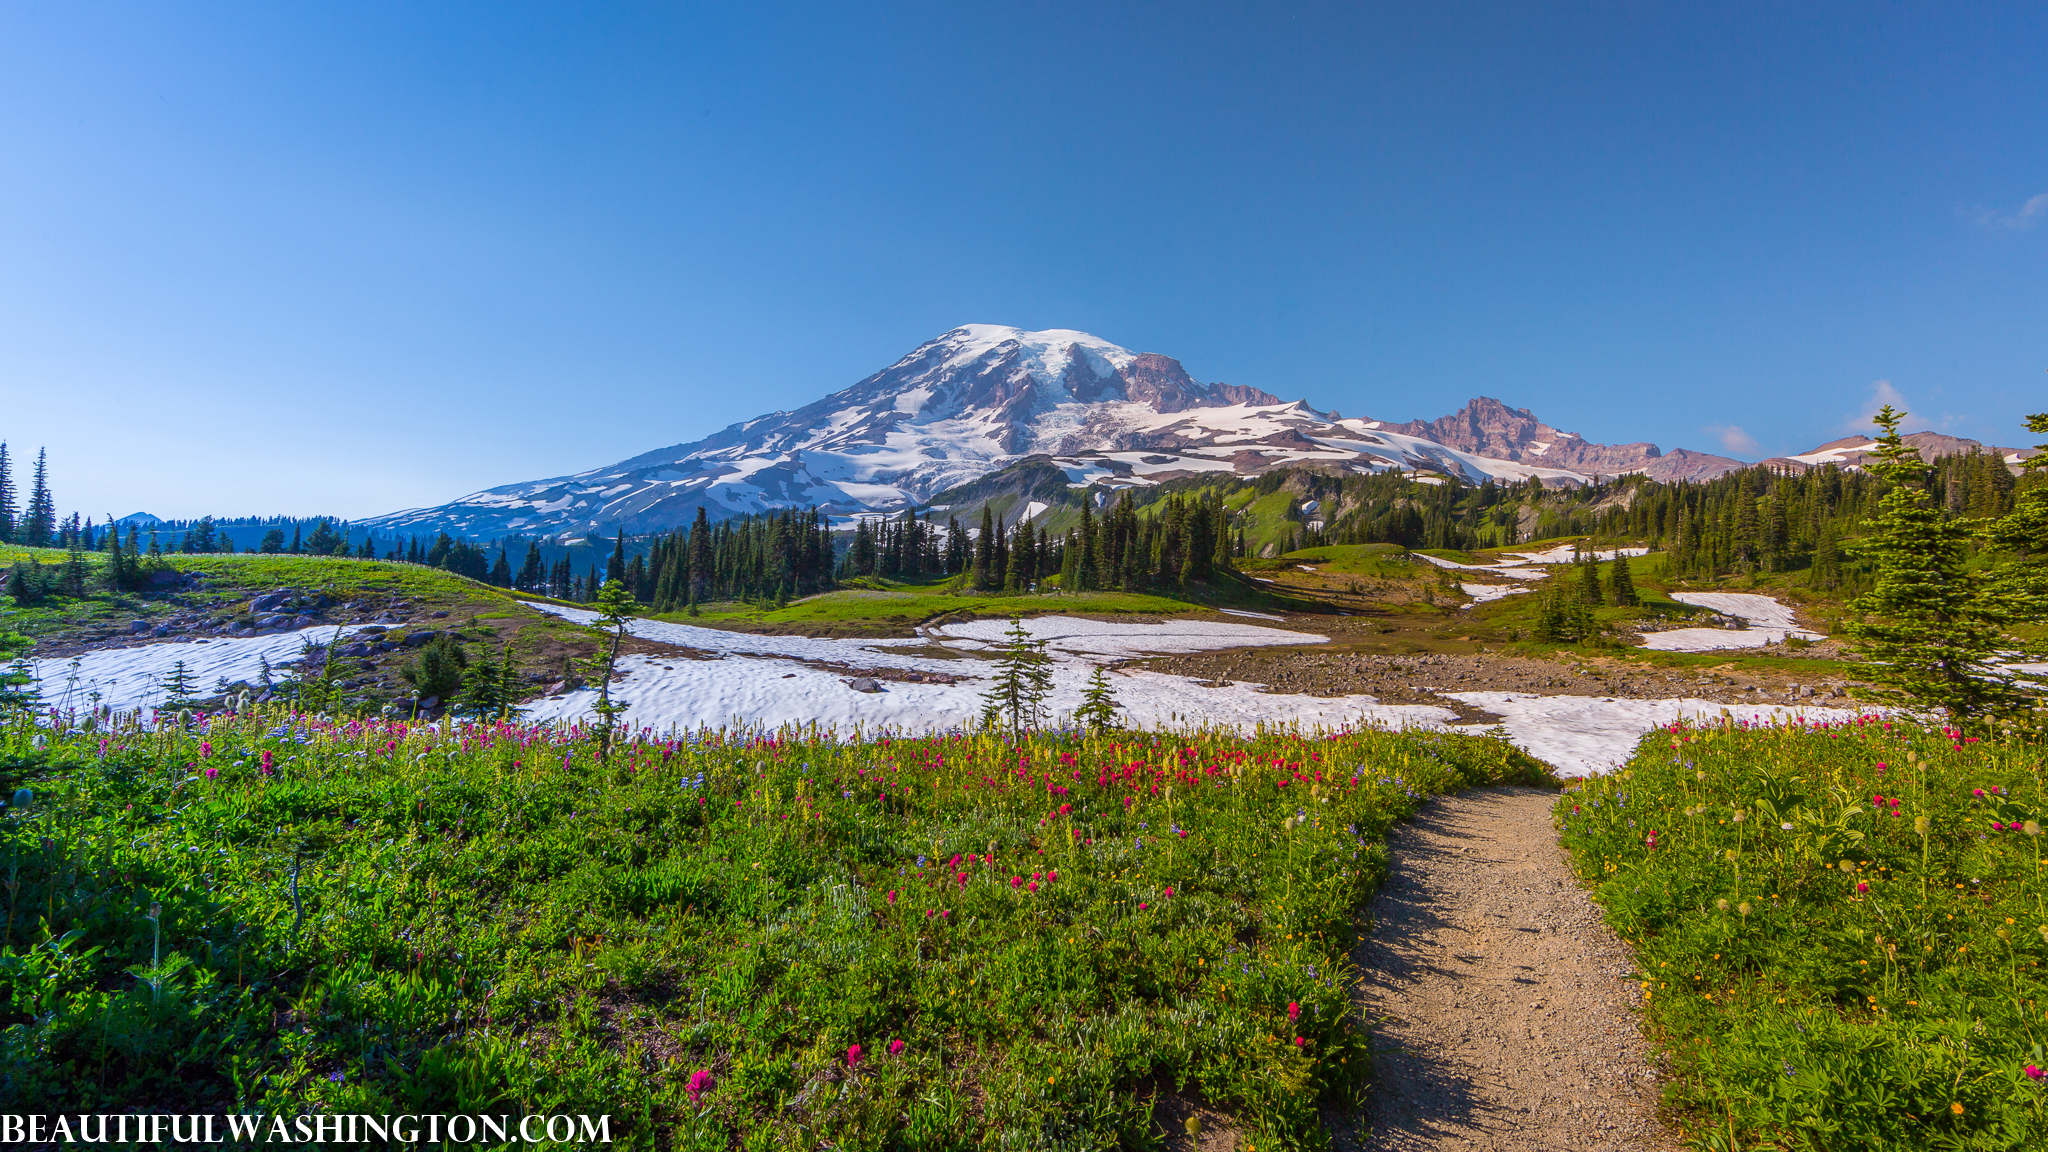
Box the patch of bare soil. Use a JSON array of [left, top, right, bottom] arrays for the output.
[[1139, 646, 1862, 712], [1331, 786, 1674, 1152]]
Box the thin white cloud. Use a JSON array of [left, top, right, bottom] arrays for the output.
[[1839, 379, 1932, 435], [1702, 423, 1760, 456], [1967, 192, 2048, 231]]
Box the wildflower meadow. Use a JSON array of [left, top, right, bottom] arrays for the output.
[[1561, 715, 2048, 1150], [0, 704, 1545, 1148]]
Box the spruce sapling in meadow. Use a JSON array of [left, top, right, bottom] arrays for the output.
[[159, 660, 201, 710], [979, 615, 1053, 738], [1845, 405, 2032, 723], [586, 576, 636, 760], [1607, 554, 1638, 606], [1075, 665, 1121, 732], [455, 646, 506, 718], [399, 635, 468, 713]]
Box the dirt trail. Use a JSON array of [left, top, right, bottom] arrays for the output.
[[1333, 786, 1675, 1151]]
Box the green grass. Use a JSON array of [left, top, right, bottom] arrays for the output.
[[0, 549, 522, 645], [1280, 544, 1413, 576], [0, 711, 1546, 1145], [1561, 718, 2048, 1149]]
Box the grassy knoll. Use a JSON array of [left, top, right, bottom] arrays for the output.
[[665, 573, 1298, 637], [1561, 718, 2048, 1149], [0, 709, 1545, 1145], [0, 546, 514, 641]]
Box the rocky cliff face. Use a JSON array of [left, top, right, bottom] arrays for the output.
[[360, 326, 1761, 540]]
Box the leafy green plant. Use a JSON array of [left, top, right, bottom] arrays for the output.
[[1561, 716, 2048, 1149], [0, 696, 1543, 1143]]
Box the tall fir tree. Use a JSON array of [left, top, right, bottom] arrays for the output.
[[24, 448, 54, 547], [606, 532, 626, 585], [1844, 405, 2031, 723], [979, 616, 1053, 738], [1606, 555, 1639, 606], [0, 441, 14, 543]]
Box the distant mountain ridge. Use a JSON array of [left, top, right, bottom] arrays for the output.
[[357, 325, 2032, 540]]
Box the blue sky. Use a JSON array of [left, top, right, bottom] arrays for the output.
[[3, 2, 2043, 520]]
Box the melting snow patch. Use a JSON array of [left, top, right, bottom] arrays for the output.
[[29, 626, 385, 713], [1637, 592, 1823, 652], [1459, 583, 1532, 608], [1443, 693, 1864, 777]]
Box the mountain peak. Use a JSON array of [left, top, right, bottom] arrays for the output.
[[361, 327, 1758, 539]]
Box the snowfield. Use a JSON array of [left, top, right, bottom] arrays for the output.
[[28, 625, 385, 712], [29, 601, 1862, 778], [1442, 692, 1865, 777], [1459, 582, 1533, 607], [1636, 592, 1824, 652]]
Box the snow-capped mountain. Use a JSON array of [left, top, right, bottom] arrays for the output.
[[363, 325, 1754, 539]]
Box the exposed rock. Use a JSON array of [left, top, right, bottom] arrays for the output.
[[846, 677, 882, 693]]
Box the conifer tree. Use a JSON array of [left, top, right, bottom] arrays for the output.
[[606, 532, 626, 586], [1607, 555, 1639, 606], [0, 622, 40, 717], [973, 507, 995, 589], [489, 548, 512, 588], [455, 646, 506, 718], [1844, 405, 2030, 722], [979, 615, 1053, 738], [688, 507, 712, 602], [1075, 665, 1120, 732], [1577, 558, 1601, 605], [23, 449, 53, 547], [586, 577, 637, 761], [260, 527, 285, 554], [289, 524, 302, 554], [517, 542, 545, 592], [0, 441, 14, 543], [160, 660, 201, 709]]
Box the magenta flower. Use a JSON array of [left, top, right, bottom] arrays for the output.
[[1293, 1035, 1307, 1048], [1011, 876, 1023, 888], [846, 1044, 863, 1068], [1027, 881, 1039, 893], [259, 750, 274, 776], [887, 890, 898, 904], [686, 1068, 715, 1104], [888, 1038, 905, 1056], [1047, 870, 1058, 882], [1288, 1001, 1301, 1023], [199, 741, 212, 759], [1137, 902, 1148, 910], [1163, 886, 1174, 899], [1856, 881, 1869, 893], [2027, 1065, 2045, 1081], [203, 766, 219, 781]]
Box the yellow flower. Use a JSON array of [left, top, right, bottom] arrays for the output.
[[1951, 1103, 1964, 1115]]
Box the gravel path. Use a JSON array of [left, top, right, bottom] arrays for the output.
[[1333, 786, 1675, 1151]]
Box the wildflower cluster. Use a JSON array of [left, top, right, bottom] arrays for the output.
[[1560, 715, 2048, 1147], [0, 702, 1544, 1144]]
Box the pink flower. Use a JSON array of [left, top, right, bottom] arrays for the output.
[[846, 1045, 863, 1067], [888, 1038, 905, 1056], [203, 766, 219, 781], [1163, 886, 1174, 899], [1027, 881, 1039, 893], [887, 890, 898, 904], [199, 741, 212, 759], [1047, 870, 1058, 882], [686, 1068, 715, 1104], [1293, 1035, 1307, 1048], [259, 750, 274, 776], [1974, 789, 1986, 798], [1288, 1001, 1301, 1023], [1137, 902, 1148, 911], [2027, 1065, 2045, 1081], [1011, 876, 1023, 888]]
